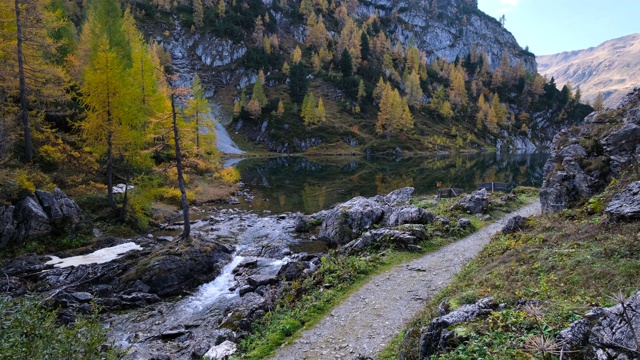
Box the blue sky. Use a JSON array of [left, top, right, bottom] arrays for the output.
[[477, 0, 640, 55]]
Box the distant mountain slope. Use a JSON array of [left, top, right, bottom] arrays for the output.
[[537, 33, 640, 107]]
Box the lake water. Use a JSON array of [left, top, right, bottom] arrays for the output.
[[226, 152, 549, 214]]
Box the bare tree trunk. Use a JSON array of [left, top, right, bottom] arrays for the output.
[[194, 103, 200, 150], [106, 94, 115, 210], [171, 93, 190, 240], [14, 0, 33, 163]]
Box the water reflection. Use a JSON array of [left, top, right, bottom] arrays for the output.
[[231, 153, 548, 214]]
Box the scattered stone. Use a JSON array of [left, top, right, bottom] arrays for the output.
[[501, 215, 528, 234], [204, 340, 237, 360], [238, 285, 254, 297], [340, 229, 418, 254], [605, 181, 640, 220], [136, 243, 233, 297], [70, 292, 94, 302], [246, 274, 278, 287], [419, 297, 497, 358], [120, 292, 161, 304], [277, 261, 310, 281], [456, 218, 472, 229]]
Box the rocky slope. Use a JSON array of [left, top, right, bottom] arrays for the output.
[[537, 33, 640, 107], [145, 0, 535, 96], [367, 0, 536, 72], [540, 87, 640, 213]]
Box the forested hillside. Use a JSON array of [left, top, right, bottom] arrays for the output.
[[0, 0, 233, 231], [0, 0, 591, 227], [127, 0, 592, 153]]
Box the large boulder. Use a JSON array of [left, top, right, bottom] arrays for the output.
[[605, 181, 640, 220], [317, 187, 415, 244], [557, 291, 640, 359], [454, 189, 489, 214], [35, 188, 83, 227], [0, 188, 91, 249], [137, 242, 233, 297]]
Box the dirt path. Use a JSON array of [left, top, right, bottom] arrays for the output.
[[271, 201, 541, 360]]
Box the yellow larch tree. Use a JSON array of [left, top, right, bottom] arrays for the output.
[[336, 18, 361, 73], [1, 0, 68, 163], [404, 69, 423, 109]]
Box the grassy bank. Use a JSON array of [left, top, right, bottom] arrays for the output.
[[381, 176, 640, 359], [234, 187, 539, 359]]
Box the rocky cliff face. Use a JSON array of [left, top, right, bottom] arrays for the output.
[[539, 88, 640, 214], [537, 33, 640, 108], [360, 0, 536, 72], [147, 0, 534, 96]]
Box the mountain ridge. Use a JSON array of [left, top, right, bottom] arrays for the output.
[[537, 33, 640, 107]]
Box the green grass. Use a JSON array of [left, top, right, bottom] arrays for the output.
[[233, 188, 537, 359], [382, 178, 640, 359]]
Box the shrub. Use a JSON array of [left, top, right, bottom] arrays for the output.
[[214, 167, 241, 184], [0, 296, 122, 359], [157, 187, 195, 205]]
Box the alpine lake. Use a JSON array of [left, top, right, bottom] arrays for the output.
[[223, 152, 549, 215]]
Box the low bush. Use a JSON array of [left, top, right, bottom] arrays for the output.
[[0, 296, 123, 359]]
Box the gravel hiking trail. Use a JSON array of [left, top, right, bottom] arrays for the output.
[[271, 201, 541, 360]]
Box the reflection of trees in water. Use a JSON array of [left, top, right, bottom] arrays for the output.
[[375, 173, 414, 195], [232, 153, 549, 214], [301, 184, 327, 213]]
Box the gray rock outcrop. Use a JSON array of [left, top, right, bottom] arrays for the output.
[[454, 188, 489, 214], [357, 0, 535, 72], [557, 291, 640, 359], [0, 188, 91, 249], [540, 88, 640, 213], [605, 181, 640, 220], [317, 187, 423, 244], [137, 243, 233, 297], [419, 297, 497, 359]]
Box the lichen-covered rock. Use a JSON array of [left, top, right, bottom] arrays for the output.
[[605, 181, 640, 220], [557, 291, 640, 359]]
